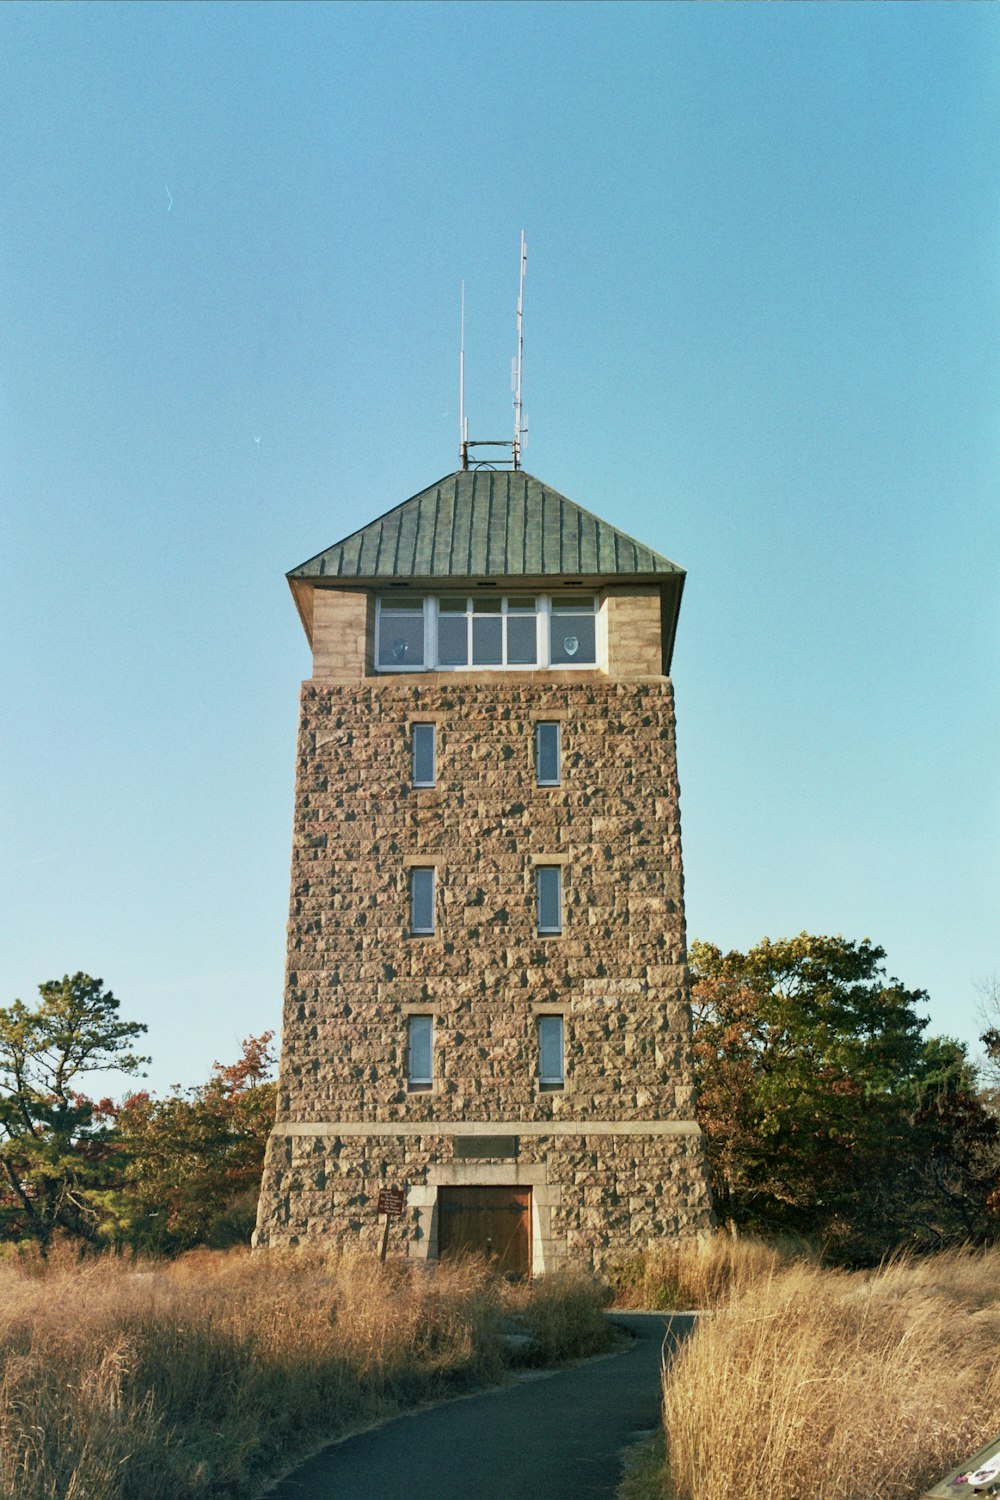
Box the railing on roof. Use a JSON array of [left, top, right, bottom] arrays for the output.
[[461, 439, 520, 472]]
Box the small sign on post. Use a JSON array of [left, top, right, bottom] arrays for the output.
[[377, 1185, 405, 1263]]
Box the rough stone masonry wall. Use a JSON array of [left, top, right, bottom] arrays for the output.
[[276, 675, 693, 1123], [256, 665, 715, 1260], [258, 1129, 712, 1268]]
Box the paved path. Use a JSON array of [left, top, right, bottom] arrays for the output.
[[266, 1312, 693, 1500]]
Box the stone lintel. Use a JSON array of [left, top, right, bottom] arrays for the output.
[[271, 1119, 702, 1138]]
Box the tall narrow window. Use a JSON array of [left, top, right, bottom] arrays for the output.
[[536, 865, 562, 934], [536, 722, 561, 786], [407, 1015, 433, 1090], [410, 867, 435, 934], [537, 1015, 565, 1089], [412, 723, 436, 787]]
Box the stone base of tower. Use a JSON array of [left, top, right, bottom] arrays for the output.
[[253, 1123, 715, 1273]]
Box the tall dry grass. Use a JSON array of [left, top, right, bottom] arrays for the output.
[[0, 1246, 610, 1500], [607, 1232, 810, 1310], [660, 1245, 1000, 1500]]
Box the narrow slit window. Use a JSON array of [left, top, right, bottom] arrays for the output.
[[536, 722, 561, 786], [538, 1015, 564, 1089], [412, 723, 436, 787], [536, 865, 562, 935], [410, 867, 435, 934], [407, 1015, 433, 1090]]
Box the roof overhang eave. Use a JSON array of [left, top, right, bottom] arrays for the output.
[[286, 568, 685, 589]]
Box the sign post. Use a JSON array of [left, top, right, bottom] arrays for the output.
[[376, 1185, 405, 1263]]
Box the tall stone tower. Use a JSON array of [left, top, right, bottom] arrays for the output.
[[254, 467, 714, 1272]]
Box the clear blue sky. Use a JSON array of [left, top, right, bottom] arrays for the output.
[[3, 1, 997, 1096]]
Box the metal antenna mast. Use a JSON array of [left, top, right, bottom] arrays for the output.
[[459, 232, 528, 472], [513, 230, 526, 470], [459, 280, 468, 469]]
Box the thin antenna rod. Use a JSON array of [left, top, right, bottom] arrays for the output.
[[513, 230, 526, 469], [459, 281, 468, 469]]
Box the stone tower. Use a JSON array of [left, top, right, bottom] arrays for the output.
[[254, 467, 714, 1272]]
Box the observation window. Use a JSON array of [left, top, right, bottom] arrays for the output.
[[375, 595, 597, 672]]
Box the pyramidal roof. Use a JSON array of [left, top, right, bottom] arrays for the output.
[[288, 469, 684, 583]]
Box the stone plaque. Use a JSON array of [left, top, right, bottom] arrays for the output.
[[453, 1136, 519, 1160]]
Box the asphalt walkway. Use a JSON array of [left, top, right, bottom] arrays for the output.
[[265, 1311, 693, 1500]]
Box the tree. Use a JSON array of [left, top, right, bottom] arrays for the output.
[[976, 973, 1000, 1104], [0, 973, 148, 1247], [690, 934, 998, 1259], [113, 1033, 277, 1253]]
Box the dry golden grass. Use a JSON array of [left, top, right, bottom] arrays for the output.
[[0, 1246, 610, 1500], [607, 1231, 808, 1310], [659, 1245, 1000, 1500]]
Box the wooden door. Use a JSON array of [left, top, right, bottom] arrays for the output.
[[437, 1187, 532, 1277]]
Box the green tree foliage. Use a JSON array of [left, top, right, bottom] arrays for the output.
[[690, 934, 1000, 1260], [113, 1033, 277, 1253], [0, 974, 148, 1248]]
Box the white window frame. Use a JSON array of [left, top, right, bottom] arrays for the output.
[[375, 594, 598, 673], [375, 596, 428, 670], [547, 594, 599, 668], [537, 1014, 565, 1089], [407, 1014, 433, 1090]]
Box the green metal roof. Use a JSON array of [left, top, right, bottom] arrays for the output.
[[288, 470, 684, 582]]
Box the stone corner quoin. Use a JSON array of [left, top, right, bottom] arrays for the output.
[[254, 469, 715, 1274]]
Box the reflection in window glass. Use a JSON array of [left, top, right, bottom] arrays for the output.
[[377, 602, 424, 668], [550, 597, 596, 666]]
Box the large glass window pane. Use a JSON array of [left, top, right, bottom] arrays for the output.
[[536, 722, 561, 786], [412, 723, 436, 787], [438, 614, 468, 665], [472, 615, 502, 665], [536, 865, 562, 934], [550, 600, 596, 665], [408, 1014, 433, 1088], [378, 603, 424, 668], [538, 1015, 564, 1087], [507, 615, 537, 664], [410, 867, 435, 934]]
